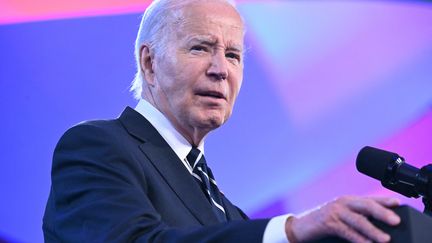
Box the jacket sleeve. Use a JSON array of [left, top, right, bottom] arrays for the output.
[[43, 123, 269, 243]]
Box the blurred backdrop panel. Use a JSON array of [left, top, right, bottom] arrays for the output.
[[0, 0, 431, 242]]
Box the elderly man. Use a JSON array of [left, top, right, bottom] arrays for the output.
[[43, 0, 401, 242]]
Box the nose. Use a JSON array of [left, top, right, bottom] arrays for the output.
[[206, 51, 228, 81]]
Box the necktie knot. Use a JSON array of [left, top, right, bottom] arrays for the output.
[[186, 146, 201, 168], [186, 147, 226, 222]]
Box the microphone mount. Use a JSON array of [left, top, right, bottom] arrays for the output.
[[357, 146, 432, 216], [418, 165, 432, 216]]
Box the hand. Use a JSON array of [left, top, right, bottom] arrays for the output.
[[285, 196, 401, 243]]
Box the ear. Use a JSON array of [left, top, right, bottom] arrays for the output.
[[140, 44, 155, 86]]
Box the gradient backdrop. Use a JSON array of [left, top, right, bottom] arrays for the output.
[[1, 0, 431, 242]]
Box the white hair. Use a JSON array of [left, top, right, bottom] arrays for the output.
[[130, 0, 239, 100]]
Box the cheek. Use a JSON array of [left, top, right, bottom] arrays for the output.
[[236, 78, 243, 94], [230, 74, 243, 100], [154, 59, 189, 102]]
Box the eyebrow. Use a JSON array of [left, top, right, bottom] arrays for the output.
[[187, 35, 243, 53]]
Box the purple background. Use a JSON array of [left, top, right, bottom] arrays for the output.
[[1, 1, 431, 242]]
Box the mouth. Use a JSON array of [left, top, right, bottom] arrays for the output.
[[196, 90, 226, 100]]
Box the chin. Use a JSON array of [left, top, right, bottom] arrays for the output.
[[196, 114, 225, 130], [202, 118, 223, 130], [191, 107, 231, 129]]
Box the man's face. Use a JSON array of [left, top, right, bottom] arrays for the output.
[[148, 1, 244, 143]]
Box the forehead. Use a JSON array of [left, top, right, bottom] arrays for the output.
[[173, 2, 244, 48]]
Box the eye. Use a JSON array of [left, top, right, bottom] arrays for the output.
[[226, 52, 241, 62], [190, 45, 209, 52]]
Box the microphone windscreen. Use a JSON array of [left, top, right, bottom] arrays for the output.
[[356, 146, 400, 181]]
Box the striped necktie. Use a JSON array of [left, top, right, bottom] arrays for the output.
[[186, 147, 227, 222]]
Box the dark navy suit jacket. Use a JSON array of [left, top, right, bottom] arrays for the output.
[[43, 107, 269, 242]]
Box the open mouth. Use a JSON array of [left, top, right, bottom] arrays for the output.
[[196, 90, 226, 100]]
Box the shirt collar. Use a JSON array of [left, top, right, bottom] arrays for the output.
[[134, 99, 205, 171]]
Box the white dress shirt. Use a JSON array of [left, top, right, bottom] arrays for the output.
[[135, 99, 290, 243]]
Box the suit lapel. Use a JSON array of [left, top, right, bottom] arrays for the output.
[[118, 107, 219, 225]]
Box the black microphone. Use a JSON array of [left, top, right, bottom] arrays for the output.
[[356, 146, 432, 198]]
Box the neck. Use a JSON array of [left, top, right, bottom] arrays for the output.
[[141, 94, 208, 147], [165, 116, 209, 147]]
